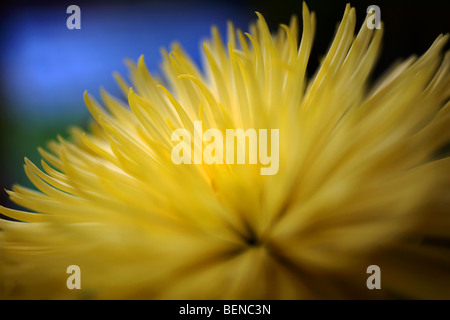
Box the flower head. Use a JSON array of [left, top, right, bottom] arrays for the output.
[[1, 3, 449, 299]]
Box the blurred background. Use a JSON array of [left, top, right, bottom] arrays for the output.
[[0, 0, 449, 211]]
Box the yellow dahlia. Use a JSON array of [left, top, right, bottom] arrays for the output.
[[1, 3, 449, 299]]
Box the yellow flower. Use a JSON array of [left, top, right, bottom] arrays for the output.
[[1, 3, 449, 299]]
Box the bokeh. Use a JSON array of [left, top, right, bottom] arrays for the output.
[[0, 0, 448, 211]]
